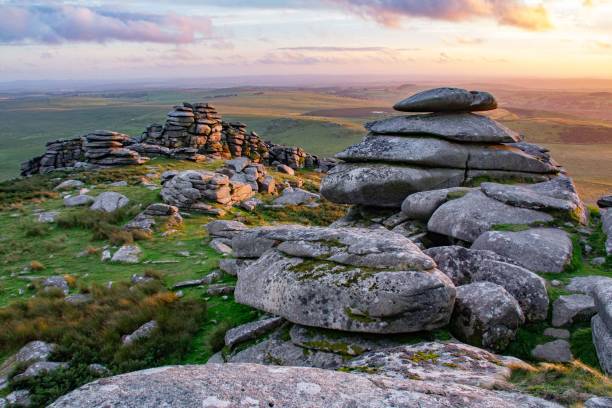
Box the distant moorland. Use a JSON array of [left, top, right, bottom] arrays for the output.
[[1, 84, 611, 203]]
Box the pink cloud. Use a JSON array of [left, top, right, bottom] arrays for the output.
[[0, 5, 214, 44]]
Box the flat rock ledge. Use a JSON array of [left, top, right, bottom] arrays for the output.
[[48, 363, 561, 408]]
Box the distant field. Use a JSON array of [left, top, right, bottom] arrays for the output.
[[0, 86, 610, 204]]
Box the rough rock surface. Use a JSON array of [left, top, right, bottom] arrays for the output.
[[289, 325, 402, 356], [401, 187, 472, 221], [602, 208, 612, 255], [224, 317, 285, 348], [37, 211, 60, 223], [472, 228, 573, 274], [451, 282, 524, 351], [344, 342, 517, 389], [566, 276, 612, 295], [228, 337, 343, 369], [233, 226, 455, 333], [337, 136, 557, 174], [585, 397, 612, 408], [365, 113, 520, 143], [480, 176, 586, 224], [592, 315, 612, 375], [273, 187, 320, 206], [393, 87, 497, 112], [425, 246, 548, 321], [15, 341, 56, 365], [13, 361, 68, 381], [591, 283, 612, 374], [531, 340, 572, 363], [428, 191, 553, 242], [41, 276, 70, 295], [90, 192, 129, 213], [552, 294, 596, 327], [321, 163, 465, 207], [49, 363, 562, 408]]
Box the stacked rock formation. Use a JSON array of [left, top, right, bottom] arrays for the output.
[[84, 131, 148, 166], [321, 87, 561, 207], [142, 103, 223, 153], [222, 122, 269, 162], [21, 101, 331, 176], [20, 138, 85, 175]]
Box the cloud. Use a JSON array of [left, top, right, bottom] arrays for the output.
[[327, 0, 552, 31], [594, 40, 611, 49], [0, 4, 214, 44]]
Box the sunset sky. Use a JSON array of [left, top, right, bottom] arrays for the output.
[[1, 0, 611, 82]]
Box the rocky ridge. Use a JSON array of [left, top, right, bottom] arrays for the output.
[[21, 102, 331, 176]]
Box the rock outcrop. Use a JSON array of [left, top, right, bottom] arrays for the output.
[[84, 130, 148, 166], [49, 363, 562, 408], [21, 102, 329, 176], [21, 138, 85, 176], [321, 87, 562, 207]]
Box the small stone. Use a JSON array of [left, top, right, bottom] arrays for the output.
[[552, 294, 596, 327], [90, 192, 129, 213], [100, 250, 112, 262], [63, 195, 95, 207], [209, 239, 233, 255], [550, 280, 562, 287], [41, 276, 69, 295], [276, 164, 295, 175], [109, 181, 128, 187], [224, 317, 285, 348], [15, 341, 56, 365], [122, 321, 158, 346], [64, 294, 92, 305], [531, 340, 572, 363], [207, 285, 235, 296], [37, 211, 59, 223], [543, 328, 570, 340], [88, 364, 111, 376], [13, 361, 68, 381], [111, 245, 142, 264], [591, 257, 606, 266], [6, 390, 31, 407], [54, 179, 84, 191]]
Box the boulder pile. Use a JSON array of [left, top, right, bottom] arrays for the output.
[[321, 87, 562, 207], [159, 157, 276, 215], [161, 170, 253, 215], [84, 130, 148, 166]]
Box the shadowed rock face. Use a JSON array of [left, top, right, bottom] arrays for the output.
[[48, 363, 562, 408], [321, 163, 465, 207], [393, 87, 497, 112]]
